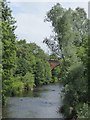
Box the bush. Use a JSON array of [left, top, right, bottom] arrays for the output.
[[62, 62, 88, 118], [23, 72, 35, 91], [11, 77, 24, 96], [76, 103, 89, 119]]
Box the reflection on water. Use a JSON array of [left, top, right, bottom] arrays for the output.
[[2, 83, 64, 118]]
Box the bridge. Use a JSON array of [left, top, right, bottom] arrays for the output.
[[48, 59, 60, 70]]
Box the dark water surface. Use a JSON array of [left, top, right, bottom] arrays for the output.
[[3, 83, 64, 118]]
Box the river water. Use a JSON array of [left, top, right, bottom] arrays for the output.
[[2, 83, 64, 118]]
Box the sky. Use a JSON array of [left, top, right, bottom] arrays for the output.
[[9, 0, 88, 53]]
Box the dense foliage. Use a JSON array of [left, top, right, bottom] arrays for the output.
[[2, 1, 88, 119], [1, 1, 61, 105], [15, 40, 53, 89], [1, 0, 17, 105], [44, 3, 89, 119]]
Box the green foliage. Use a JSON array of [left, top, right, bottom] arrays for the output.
[[34, 59, 52, 85], [16, 58, 28, 76], [35, 59, 45, 85], [23, 72, 35, 91], [43, 61, 52, 84], [0, 64, 2, 77], [1, 1, 61, 107], [76, 103, 89, 119], [49, 53, 58, 60], [16, 39, 53, 87], [52, 66, 61, 82], [44, 3, 88, 118], [11, 77, 24, 96], [16, 40, 52, 87], [1, 1, 53, 106], [1, 0, 16, 105]]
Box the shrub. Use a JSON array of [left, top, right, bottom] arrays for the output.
[[11, 77, 24, 96], [23, 72, 35, 91]]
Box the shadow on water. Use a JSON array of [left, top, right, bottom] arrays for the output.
[[2, 83, 64, 118]]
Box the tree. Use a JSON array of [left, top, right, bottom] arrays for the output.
[[1, 0, 16, 105], [15, 40, 52, 88], [34, 59, 45, 86], [15, 40, 36, 76], [44, 3, 88, 118], [44, 61, 52, 84]]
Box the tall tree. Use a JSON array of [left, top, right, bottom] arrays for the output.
[[34, 59, 45, 86], [1, 0, 16, 104], [44, 3, 88, 118]]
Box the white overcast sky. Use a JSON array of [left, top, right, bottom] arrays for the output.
[[9, 0, 89, 53]]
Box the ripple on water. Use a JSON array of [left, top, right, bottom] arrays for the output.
[[3, 83, 64, 118]]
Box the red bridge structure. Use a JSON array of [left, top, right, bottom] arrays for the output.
[[48, 59, 60, 70]]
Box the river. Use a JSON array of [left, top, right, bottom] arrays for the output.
[[2, 83, 64, 118]]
